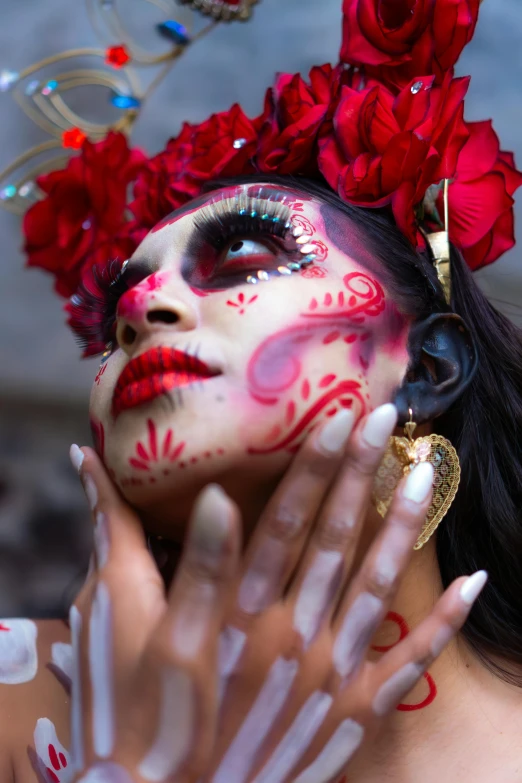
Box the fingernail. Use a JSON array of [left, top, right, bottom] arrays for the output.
[[94, 512, 110, 569], [460, 570, 488, 605], [70, 444, 84, 474], [319, 409, 355, 454], [83, 474, 98, 511], [403, 462, 434, 504], [361, 404, 397, 448], [189, 484, 232, 561]]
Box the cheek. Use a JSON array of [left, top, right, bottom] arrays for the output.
[[236, 272, 408, 455]]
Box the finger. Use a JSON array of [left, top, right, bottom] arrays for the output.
[[233, 409, 355, 619], [70, 444, 164, 619], [331, 461, 435, 684], [366, 570, 488, 717], [286, 404, 398, 648], [137, 485, 241, 781]]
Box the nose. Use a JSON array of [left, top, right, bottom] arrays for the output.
[[115, 288, 198, 356]]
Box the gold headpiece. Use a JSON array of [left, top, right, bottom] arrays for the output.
[[424, 178, 452, 305], [0, 0, 257, 216]]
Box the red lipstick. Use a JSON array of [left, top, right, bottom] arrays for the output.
[[113, 346, 220, 416]]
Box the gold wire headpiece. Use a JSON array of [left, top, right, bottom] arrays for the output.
[[425, 178, 452, 305], [0, 0, 257, 216]]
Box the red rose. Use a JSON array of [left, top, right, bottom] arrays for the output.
[[441, 121, 522, 269], [319, 73, 469, 243], [23, 132, 146, 297], [256, 65, 342, 175], [340, 0, 480, 90], [131, 105, 259, 230]]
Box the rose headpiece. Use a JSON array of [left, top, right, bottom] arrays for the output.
[[1, 0, 521, 348]]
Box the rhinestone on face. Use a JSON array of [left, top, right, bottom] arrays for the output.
[[0, 70, 19, 92], [0, 185, 16, 200], [287, 262, 301, 272], [411, 80, 423, 94], [257, 270, 269, 281], [277, 266, 292, 275], [233, 137, 247, 149], [299, 243, 316, 254], [246, 275, 258, 284]]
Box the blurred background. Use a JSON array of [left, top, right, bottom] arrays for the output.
[[0, 0, 520, 617]]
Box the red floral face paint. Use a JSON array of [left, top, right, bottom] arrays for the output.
[[112, 346, 222, 417], [371, 612, 438, 711]]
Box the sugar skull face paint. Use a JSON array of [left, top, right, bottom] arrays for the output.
[[89, 183, 412, 535]]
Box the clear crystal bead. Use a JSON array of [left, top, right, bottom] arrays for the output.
[[411, 81, 423, 94], [233, 138, 247, 149], [18, 182, 35, 198], [257, 270, 269, 281], [0, 70, 19, 92], [25, 80, 40, 96]]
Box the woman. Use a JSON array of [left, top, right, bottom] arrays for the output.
[[5, 0, 522, 780]]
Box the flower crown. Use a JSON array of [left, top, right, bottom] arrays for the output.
[[9, 0, 522, 337]]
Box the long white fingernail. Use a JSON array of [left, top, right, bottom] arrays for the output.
[[460, 570, 488, 605], [189, 484, 231, 563], [83, 474, 98, 511], [361, 404, 397, 448], [94, 512, 110, 569], [70, 444, 84, 474], [319, 409, 355, 454], [403, 462, 434, 504]]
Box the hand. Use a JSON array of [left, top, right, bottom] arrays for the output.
[[68, 403, 487, 783], [206, 404, 486, 782]]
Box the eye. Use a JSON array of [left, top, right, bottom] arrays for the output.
[[221, 238, 277, 268]]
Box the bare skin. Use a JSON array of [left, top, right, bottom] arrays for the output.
[[1, 183, 520, 781]]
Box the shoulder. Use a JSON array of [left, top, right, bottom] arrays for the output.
[[0, 618, 72, 783]]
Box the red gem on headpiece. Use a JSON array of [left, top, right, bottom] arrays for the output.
[[106, 45, 131, 68], [62, 127, 87, 149]]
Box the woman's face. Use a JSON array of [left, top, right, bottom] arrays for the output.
[[90, 183, 412, 535]]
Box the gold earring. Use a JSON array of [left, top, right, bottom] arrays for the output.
[[372, 409, 461, 550]]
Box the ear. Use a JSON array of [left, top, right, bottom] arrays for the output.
[[393, 313, 478, 424]]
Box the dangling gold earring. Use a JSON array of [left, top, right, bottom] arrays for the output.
[[372, 409, 461, 550]]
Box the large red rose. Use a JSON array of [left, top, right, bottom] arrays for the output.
[[340, 0, 480, 90], [440, 121, 522, 269], [256, 64, 342, 175], [319, 73, 469, 243], [131, 105, 260, 230], [23, 132, 146, 297]]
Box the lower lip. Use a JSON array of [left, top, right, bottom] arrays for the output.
[[113, 371, 215, 416]]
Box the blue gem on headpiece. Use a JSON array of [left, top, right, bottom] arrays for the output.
[[156, 21, 191, 46], [42, 80, 58, 96], [0, 70, 19, 92], [0, 185, 16, 200], [110, 92, 141, 110]]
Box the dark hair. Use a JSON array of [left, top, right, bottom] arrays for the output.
[[212, 174, 522, 684]]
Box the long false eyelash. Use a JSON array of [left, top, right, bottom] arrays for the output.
[[193, 193, 294, 251], [66, 258, 130, 358]]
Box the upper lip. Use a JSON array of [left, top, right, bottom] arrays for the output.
[[114, 345, 221, 397]]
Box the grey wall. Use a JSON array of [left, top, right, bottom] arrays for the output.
[[0, 0, 520, 615]]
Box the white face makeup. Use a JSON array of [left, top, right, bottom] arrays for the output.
[[88, 182, 412, 534]]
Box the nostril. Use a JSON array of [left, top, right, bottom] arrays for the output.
[[122, 324, 137, 345], [147, 310, 179, 324]]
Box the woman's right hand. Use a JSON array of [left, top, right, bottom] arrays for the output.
[[69, 404, 487, 783]]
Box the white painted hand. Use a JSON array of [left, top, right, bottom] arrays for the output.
[[204, 404, 487, 783], [69, 445, 241, 783]]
